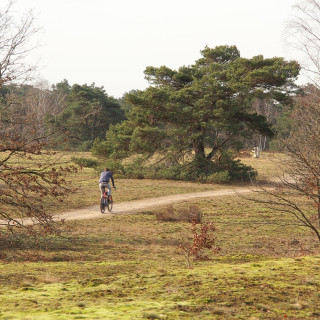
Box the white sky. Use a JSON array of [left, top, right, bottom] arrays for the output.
[[15, 0, 297, 98]]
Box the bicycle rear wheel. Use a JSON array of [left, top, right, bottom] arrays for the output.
[[107, 196, 113, 212]]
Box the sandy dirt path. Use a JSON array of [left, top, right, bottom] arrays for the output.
[[54, 187, 253, 222]]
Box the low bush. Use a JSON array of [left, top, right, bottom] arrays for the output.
[[151, 165, 186, 180], [89, 148, 257, 182], [91, 138, 111, 158], [71, 157, 99, 168], [207, 171, 231, 183], [80, 140, 93, 152], [180, 215, 220, 268], [155, 205, 203, 223], [123, 158, 146, 179], [177, 205, 203, 223], [154, 205, 177, 222], [212, 150, 257, 182], [227, 160, 257, 181]]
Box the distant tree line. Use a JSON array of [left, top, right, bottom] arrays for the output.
[[0, 80, 126, 151]]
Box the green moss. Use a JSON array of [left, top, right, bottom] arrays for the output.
[[1, 257, 320, 319]]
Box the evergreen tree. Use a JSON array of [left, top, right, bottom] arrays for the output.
[[92, 45, 300, 180], [49, 83, 125, 150]]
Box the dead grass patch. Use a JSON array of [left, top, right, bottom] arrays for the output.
[[155, 205, 203, 223]]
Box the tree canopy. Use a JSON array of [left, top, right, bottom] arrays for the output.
[[48, 83, 125, 150], [93, 45, 300, 180]]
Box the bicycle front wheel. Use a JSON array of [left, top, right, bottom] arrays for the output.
[[100, 199, 106, 213], [107, 197, 113, 212]]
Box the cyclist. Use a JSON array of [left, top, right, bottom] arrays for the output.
[[99, 167, 116, 197]]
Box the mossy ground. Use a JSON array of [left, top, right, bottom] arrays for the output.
[[1, 152, 320, 319], [1, 254, 320, 319], [1, 256, 320, 320]]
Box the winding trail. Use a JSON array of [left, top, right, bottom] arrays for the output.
[[54, 187, 253, 222]]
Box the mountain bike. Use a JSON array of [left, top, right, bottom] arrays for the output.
[[100, 189, 113, 213]]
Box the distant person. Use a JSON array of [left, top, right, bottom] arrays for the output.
[[99, 167, 116, 197]]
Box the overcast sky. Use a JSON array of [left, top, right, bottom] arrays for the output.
[[15, 0, 297, 98]]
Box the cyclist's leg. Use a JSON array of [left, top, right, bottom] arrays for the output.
[[99, 183, 107, 197], [106, 183, 112, 196]]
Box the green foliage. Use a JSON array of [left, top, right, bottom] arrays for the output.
[[225, 160, 257, 181], [117, 90, 136, 112], [269, 110, 294, 150], [199, 45, 240, 64], [79, 140, 93, 152], [71, 156, 99, 168], [122, 157, 146, 179], [91, 138, 111, 158], [129, 126, 167, 154], [52, 79, 71, 95], [146, 151, 256, 182], [207, 171, 231, 183], [212, 150, 257, 181], [150, 164, 188, 181], [95, 45, 300, 181], [101, 156, 256, 182], [94, 144, 256, 182], [48, 83, 125, 150], [95, 158, 125, 177], [92, 122, 134, 159]]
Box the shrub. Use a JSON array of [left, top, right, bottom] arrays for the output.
[[147, 152, 256, 182], [71, 157, 99, 168], [180, 216, 221, 268], [91, 138, 111, 158], [123, 157, 146, 179], [227, 160, 257, 181], [155, 205, 203, 223], [90, 148, 256, 182], [176, 205, 203, 223], [155, 205, 178, 222], [207, 171, 231, 183], [152, 165, 187, 180], [212, 150, 257, 182], [80, 140, 93, 151]]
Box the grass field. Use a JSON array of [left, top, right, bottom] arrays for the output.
[[1, 152, 320, 319]]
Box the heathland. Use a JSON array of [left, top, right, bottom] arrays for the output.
[[1, 152, 319, 320]]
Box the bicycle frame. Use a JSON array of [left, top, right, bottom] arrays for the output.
[[100, 188, 113, 213]]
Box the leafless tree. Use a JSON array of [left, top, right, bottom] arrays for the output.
[[251, 98, 281, 151], [0, 1, 40, 86], [243, 87, 320, 242], [19, 81, 68, 138], [286, 0, 320, 86], [243, 1, 320, 242], [0, 2, 76, 236]]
